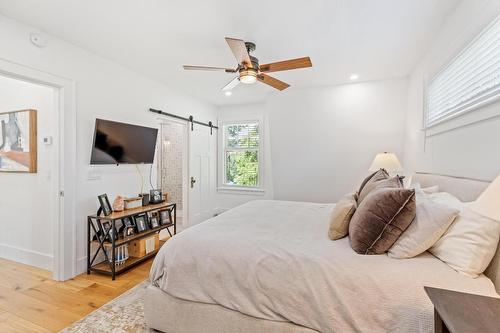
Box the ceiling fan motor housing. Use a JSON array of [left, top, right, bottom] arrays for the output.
[[249, 55, 259, 69], [244, 41, 260, 69]]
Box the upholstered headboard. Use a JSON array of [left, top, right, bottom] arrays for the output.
[[412, 172, 500, 294]]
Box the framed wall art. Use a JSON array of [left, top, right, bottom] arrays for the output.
[[0, 109, 37, 173]]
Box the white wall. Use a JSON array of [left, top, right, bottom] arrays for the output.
[[215, 103, 274, 211], [403, 0, 500, 181], [216, 77, 409, 208], [0, 14, 216, 275], [268, 78, 409, 202], [0, 75, 56, 270]]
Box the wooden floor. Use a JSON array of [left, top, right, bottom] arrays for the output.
[[0, 257, 153, 333]]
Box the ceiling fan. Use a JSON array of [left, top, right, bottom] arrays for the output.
[[183, 37, 312, 92]]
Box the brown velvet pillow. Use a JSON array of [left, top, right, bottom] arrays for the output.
[[357, 169, 389, 196], [357, 176, 403, 203], [349, 188, 416, 255]]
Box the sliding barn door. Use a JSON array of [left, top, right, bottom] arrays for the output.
[[188, 125, 214, 226]]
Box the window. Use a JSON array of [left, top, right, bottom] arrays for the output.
[[222, 122, 261, 188], [425, 15, 500, 128]]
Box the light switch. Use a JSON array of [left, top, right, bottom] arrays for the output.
[[43, 136, 53, 145]]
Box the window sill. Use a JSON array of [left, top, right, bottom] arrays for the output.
[[217, 186, 266, 196]]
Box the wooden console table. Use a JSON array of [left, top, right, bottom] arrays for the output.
[[87, 202, 176, 280]]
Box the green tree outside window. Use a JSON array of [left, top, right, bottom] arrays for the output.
[[224, 123, 259, 187]]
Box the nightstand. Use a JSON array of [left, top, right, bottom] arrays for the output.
[[424, 286, 500, 333]]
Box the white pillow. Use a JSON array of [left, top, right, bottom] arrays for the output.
[[429, 204, 500, 277], [403, 174, 413, 189], [427, 192, 466, 211], [410, 182, 440, 195], [389, 199, 459, 259], [422, 185, 440, 194]]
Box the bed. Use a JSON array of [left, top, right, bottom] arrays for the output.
[[145, 173, 500, 333]]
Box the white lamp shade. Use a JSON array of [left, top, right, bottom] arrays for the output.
[[369, 152, 403, 173], [472, 174, 500, 221]]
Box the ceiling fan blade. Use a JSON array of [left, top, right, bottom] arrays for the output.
[[259, 57, 312, 73], [183, 65, 237, 73], [222, 77, 240, 91], [257, 74, 290, 91], [225, 37, 253, 68]]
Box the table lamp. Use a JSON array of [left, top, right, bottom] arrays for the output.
[[369, 152, 403, 175], [472, 174, 500, 221]]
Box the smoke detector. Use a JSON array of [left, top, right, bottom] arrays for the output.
[[30, 33, 47, 48]]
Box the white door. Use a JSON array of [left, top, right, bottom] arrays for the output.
[[188, 125, 213, 226]]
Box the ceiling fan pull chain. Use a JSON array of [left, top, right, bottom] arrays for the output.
[[189, 116, 194, 131]]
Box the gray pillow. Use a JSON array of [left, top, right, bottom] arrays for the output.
[[357, 176, 403, 203], [349, 188, 416, 255], [357, 169, 389, 195]]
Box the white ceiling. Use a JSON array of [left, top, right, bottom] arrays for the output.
[[0, 0, 460, 106]]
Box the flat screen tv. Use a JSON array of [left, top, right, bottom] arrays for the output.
[[90, 118, 158, 165]]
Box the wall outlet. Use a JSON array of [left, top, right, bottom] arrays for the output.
[[87, 169, 102, 181]]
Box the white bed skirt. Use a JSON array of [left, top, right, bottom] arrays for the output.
[[144, 285, 318, 333]]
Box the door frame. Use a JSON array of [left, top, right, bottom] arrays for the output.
[[0, 58, 77, 281], [156, 116, 189, 228]]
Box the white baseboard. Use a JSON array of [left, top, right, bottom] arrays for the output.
[[213, 207, 230, 216], [0, 243, 53, 271], [77, 256, 87, 275]]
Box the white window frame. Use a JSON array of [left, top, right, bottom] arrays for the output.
[[424, 14, 500, 130], [218, 118, 264, 194]]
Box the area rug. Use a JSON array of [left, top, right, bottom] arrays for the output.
[[59, 281, 154, 333]]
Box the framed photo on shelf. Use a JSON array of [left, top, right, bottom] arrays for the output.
[[134, 214, 148, 233], [98, 194, 113, 216], [123, 216, 135, 228], [150, 216, 159, 228], [159, 209, 172, 225], [116, 218, 125, 235], [147, 211, 160, 229], [123, 226, 135, 237], [100, 220, 118, 241]]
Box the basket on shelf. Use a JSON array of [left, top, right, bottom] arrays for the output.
[[105, 244, 129, 265]]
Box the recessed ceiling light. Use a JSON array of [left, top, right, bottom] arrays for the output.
[[224, 90, 232, 96], [350, 74, 359, 81]]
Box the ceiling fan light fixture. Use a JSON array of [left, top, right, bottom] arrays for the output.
[[239, 69, 258, 84], [183, 37, 312, 91]]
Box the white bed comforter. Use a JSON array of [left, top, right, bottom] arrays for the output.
[[150, 200, 498, 333]]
